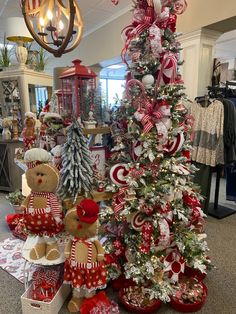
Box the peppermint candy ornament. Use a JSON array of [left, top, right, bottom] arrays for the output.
[[110, 163, 129, 186], [131, 211, 146, 231]]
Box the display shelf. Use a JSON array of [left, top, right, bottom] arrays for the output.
[[62, 190, 114, 209], [83, 126, 110, 135], [15, 159, 28, 172], [22, 236, 66, 265]]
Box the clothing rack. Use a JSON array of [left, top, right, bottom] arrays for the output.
[[208, 165, 236, 219]]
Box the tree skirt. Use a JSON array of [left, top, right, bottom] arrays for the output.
[[0, 237, 25, 283]]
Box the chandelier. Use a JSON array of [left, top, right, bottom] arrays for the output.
[[21, 0, 84, 57]]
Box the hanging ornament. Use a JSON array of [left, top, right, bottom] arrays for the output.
[[142, 74, 155, 89], [164, 250, 185, 282], [110, 163, 129, 186], [131, 211, 146, 231], [131, 140, 142, 162]]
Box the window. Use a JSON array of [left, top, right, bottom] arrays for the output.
[[100, 78, 125, 108]]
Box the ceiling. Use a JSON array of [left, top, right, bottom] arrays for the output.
[[0, 0, 131, 40], [0, 1, 236, 75]]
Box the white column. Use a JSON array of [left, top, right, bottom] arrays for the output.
[[178, 29, 222, 101]]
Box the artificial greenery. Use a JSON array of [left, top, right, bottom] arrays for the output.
[[0, 33, 13, 68], [37, 47, 48, 71], [6, 190, 24, 205]]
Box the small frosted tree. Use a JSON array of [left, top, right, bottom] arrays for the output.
[[58, 119, 93, 202]]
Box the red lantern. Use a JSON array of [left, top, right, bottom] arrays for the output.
[[59, 59, 97, 118]]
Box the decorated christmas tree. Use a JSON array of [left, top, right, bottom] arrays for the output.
[[101, 0, 212, 308], [58, 119, 93, 202]]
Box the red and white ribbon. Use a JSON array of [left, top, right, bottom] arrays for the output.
[[164, 132, 185, 155], [112, 187, 127, 214], [140, 221, 153, 254]]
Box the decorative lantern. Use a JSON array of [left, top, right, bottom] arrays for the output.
[[59, 59, 97, 118]]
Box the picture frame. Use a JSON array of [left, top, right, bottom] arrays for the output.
[[90, 146, 108, 180]]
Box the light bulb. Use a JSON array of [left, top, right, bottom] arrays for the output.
[[39, 17, 45, 26], [59, 20, 64, 31], [47, 10, 53, 20]]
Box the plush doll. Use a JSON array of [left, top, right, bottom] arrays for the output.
[[21, 112, 36, 151], [64, 199, 107, 313], [21, 148, 63, 261]]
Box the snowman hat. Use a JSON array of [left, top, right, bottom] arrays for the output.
[[25, 112, 36, 119], [24, 148, 52, 169]]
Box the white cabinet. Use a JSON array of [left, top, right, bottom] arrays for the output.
[[0, 67, 52, 120]]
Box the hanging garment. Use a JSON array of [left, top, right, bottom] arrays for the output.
[[220, 99, 236, 164], [185, 100, 224, 167]]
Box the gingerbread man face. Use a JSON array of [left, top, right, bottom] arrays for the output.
[[64, 199, 99, 239], [26, 164, 59, 193]]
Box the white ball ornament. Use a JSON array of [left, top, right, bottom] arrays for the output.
[[142, 74, 155, 89]]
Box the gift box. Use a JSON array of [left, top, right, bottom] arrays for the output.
[[119, 286, 162, 313]]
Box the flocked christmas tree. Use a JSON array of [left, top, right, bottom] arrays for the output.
[[58, 119, 93, 202], [100, 0, 212, 307]]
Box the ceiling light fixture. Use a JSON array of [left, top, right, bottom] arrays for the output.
[[21, 0, 84, 58]]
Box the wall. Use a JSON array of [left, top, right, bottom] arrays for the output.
[[176, 0, 236, 33]]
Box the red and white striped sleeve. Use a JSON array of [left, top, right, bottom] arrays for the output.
[[50, 194, 62, 219]]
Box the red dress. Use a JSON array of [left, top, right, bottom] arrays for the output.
[[23, 192, 63, 237], [64, 238, 107, 292]]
